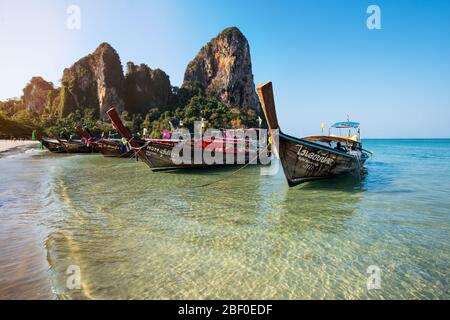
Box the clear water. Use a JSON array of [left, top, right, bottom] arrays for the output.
[[0, 139, 449, 299]]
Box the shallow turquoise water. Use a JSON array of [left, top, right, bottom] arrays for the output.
[[0, 139, 449, 299]]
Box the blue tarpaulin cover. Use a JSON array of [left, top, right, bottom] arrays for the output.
[[331, 121, 360, 129]]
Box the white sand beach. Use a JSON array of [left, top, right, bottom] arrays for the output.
[[0, 140, 40, 153]]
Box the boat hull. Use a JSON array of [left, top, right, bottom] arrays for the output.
[[41, 139, 66, 153], [105, 107, 267, 171], [97, 140, 133, 158], [278, 133, 366, 186], [61, 140, 96, 153], [130, 139, 261, 171]]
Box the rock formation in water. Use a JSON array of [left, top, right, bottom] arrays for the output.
[[22, 77, 55, 114], [182, 27, 259, 111], [59, 42, 126, 119], [124, 62, 172, 115]]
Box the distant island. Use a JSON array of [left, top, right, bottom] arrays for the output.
[[0, 27, 261, 139]]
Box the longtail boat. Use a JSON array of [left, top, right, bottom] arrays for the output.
[[40, 138, 66, 153], [77, 126, 133, 158], [96, 139, 132, 158], [58, 138, 96, 153], [41, 128, 98, 154], [256, 81, 371, 187], [106, 107, 267, 171], [75, 126, 100, 152], [41, 136, 95, 153], [49, 129, 96, 154]]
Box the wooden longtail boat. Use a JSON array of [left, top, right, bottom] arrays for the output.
[[40, 138, 66, 153], [75, 126, 101, 152], [256, 81, 371, 187], [97, 139, 133, 158], [41, 129, 98, 154], [58, 139, 96, 153], [52, 129, 96, 154], [106, 107, 265, 171], [76, 126, 133, 158]]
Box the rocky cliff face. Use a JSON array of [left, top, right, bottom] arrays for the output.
[[59, 43, 126, 119], [124, 62, 172, 115], [6, 27, 261, 121], [182, 27, 259, 111], [22, 77, 55, 114]]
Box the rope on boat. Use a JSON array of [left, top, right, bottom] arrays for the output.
[[118, 149, 137, 159], [127, 138, 152, 161]]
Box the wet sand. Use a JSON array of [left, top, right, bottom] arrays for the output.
[[0, 141, 55, 300], [0, 222, 55, 299], [0, 140, 40, 157]]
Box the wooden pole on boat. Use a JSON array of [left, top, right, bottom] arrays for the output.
[[256, 82, 280, 131], [106, 107, 132, 140], [84, 127, 95, 139], [55, 137, 69, 152], [75, 126, 89, 143]]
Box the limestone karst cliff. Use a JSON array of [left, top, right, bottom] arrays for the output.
[[59, 42, 126, 119], [2, 27, 261, 123], [182, 27, 259, 111], [22, 77, 55, 115], [124, 62, 172, 115]]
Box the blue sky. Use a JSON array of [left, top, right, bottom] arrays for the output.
[[0, 0, 449, 137]]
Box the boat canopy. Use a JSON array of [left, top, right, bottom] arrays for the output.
[[303, 135, 360, 145], [331, 121, 360, 129]]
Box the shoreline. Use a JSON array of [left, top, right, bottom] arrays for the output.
[[0, 140, 56, 300], [0, 140, 40, 158]]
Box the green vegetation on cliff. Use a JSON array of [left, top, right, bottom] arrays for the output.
[[1, 91, 258, 140], [137, 95, 258, 138], [0, 106, 114, 139], [0, 112, 34, 139]]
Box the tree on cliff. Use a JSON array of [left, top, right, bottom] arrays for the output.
[[140, 95, 258, 138]]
